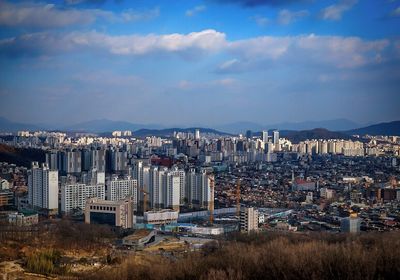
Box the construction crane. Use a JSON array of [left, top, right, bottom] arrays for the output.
[[209, 176, 215, 224], [236, 179, 241, 216], [140, 187, 149, 214]]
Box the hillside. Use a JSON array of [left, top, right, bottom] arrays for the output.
[[84, 231, 400, 280], [134, 127, 232, 137], [276, 128, 354, 143], [0, 117, 41, 132], [346, 120, 400, 136], [63, 119, 163, 132], [0, 144, 46, 168]]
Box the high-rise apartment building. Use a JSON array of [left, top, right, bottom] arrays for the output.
[[90, 147, 106, 172], [28, 162, 58, 212], [262, 131, 268, 143], [61, 183, 105, 214], [240, 207, 259, 232], [106, 176, 137, 208], [341, 216, 361, 233], [195, 129, 200, 140], [164, 172, 180, 211]]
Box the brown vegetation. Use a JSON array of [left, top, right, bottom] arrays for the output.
[[84, 231, 400, 280], [0, 143, 46, 167]]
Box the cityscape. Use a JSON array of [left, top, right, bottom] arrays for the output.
[[1, 0, 400, 279]]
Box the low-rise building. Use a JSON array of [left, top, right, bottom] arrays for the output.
[[85, 196, 135, 229], [8, 210, 39, 226], [144, 209, 178, 225]]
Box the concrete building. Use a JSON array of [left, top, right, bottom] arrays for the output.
[[28, 162, 58, 213], [171, 167, 186, 205], [0, 190, 14, 208], [164, 172, 180, 211], [90, 148, 106, 172], [341, 216, 361, 233], [240, 207, 259, 232], [0, 179, 9, 190], [8, 210, 39, 226], [292, 179, 315, 191], [186, 169, 212, 209], [273, 130, 279, 145], [106, 176, 137, 207], [262, 131, 268, 143], [85, 196, 135, 228], [61, 183, 105, 214], [63, 149, 82, 174], [195, 129, 200, 140], [143, 209, 178, 225], [110, 149, 128, 173]]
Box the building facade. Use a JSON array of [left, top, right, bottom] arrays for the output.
[[28, 162, 58, 212], [240, 207, 259, 233], [85, 196, 135, 228]]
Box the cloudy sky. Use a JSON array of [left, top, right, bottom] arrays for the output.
[[0, 0, 399, 126]]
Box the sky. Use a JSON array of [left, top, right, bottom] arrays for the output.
[[0, 0, 399, 127]]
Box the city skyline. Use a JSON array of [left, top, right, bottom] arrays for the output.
[[1, 0, 400, 125]]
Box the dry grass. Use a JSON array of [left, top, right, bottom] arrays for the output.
[[84, 231, 400, 280]]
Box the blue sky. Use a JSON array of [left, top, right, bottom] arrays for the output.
[[0, 0, 399, 127]]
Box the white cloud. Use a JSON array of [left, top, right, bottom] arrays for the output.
[[0, 29, 227, 58], [278, 9, 309, 25], [251, 15, 269, 27], [219, 34, 389, 72], [229, 36, 292, 60], [0, 0, 159, 28], [0, 29, 390, 71], [185, 5, 206, 17], [121, 7, 160, 22], [176, 78, 237, 90], [390, 6, 400, 17], [320, 0, 358, 21]]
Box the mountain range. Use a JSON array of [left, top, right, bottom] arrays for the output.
[[215, 118, 361, 133], [0, 117, 399, 138]]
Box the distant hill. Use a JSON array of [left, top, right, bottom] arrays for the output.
[[63, 119, 163, 132], [282, 128, 354, 143], [0, 117, 41, 132], [270, 119, 361, 132], [215, 122, 266, 134], [134, 127, 232, 137], [346, 120, 400, 136], [217, 119, 360, 134]]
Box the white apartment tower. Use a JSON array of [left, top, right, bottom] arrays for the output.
[[262, 131, 268, 143], [195, 129, 200, 140], [28, 162, 58, 211], [164, 172, 181, 211], [106, 176, 137, 207], [171, 167, 186, 205], [61, 183, 105, 214], [240, 207, 259, 233]]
